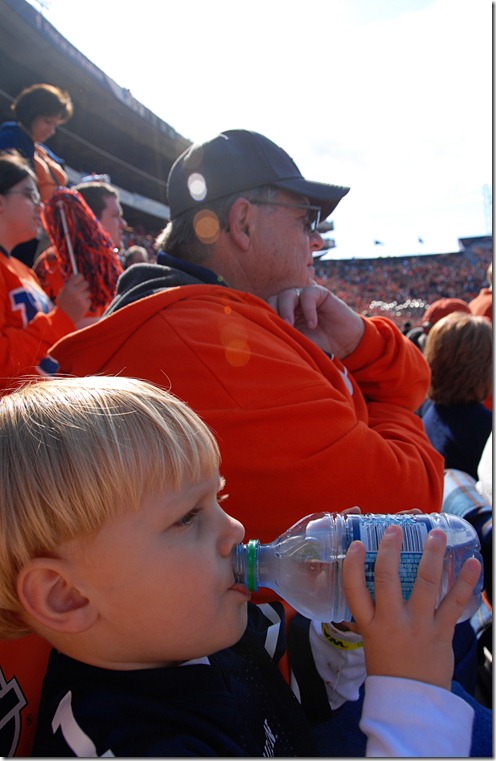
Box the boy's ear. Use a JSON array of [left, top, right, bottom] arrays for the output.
[[17, 558, 97, 634]]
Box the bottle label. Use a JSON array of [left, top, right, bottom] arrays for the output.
[[357, 519, 430, 602], [364, 550, 424, 601], [358, 519, 429, 552]]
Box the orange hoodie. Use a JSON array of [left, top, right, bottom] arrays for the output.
[[47, 284, 443, 544]]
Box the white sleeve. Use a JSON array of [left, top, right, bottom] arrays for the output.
[[309, 620, 366, 709], [476, 432, 492, 505], [361, 676, 474, 757]]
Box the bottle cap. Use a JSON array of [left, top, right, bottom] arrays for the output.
[[247, 539, 258, 591]]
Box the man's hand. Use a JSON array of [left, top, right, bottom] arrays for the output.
[[268, 285, 365, 359], [342, 524, 482, 690]]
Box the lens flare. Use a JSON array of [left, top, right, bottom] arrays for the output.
[[187, 172, 207, 202], [193, 209, 220, 245]]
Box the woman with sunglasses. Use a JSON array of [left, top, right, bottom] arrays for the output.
[[0, 150, 90, 394]]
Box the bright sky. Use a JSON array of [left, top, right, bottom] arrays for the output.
[[29, 0, 492, 258]]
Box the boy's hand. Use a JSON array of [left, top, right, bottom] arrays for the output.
[[343, 524, 482, 690], [331, 508, 421, 636]]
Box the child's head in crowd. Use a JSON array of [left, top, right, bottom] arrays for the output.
[[0, 376, 246, 667]]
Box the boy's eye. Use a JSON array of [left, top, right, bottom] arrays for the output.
[[175, 509, 200, 528]]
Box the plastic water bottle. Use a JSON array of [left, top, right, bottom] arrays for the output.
[[231, 512, 483, 622]]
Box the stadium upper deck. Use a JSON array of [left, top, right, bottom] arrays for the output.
[[0, 0, 191, 233], [0, 0, 491, 259]]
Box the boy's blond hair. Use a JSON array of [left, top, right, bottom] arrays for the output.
[[0, 375, 220, 638]]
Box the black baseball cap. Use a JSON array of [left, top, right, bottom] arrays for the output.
[[167, 129, 350, 221]]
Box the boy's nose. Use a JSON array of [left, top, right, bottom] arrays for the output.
[[220, 511, 245, 555]]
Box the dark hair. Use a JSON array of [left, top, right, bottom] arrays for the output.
[[0, 150, 36, 194], [12, 84, 73, 130], [424, 312, 493, 404], [72, 181, 118, 220]]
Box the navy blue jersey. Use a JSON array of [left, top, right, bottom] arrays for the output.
[[33, 603, 324, 757]]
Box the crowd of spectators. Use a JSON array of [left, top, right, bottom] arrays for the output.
[[314, 245, 492, 328], [122, 227, 157, 260]]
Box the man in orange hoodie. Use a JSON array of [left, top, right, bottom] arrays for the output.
[[44, 129, 444, 544]]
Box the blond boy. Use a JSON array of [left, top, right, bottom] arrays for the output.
[[0, 376, 481, 756]]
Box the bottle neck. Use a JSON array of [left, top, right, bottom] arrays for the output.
[[232, 539, 260, 592]]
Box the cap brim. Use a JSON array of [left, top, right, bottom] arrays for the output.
[[271, 177, 350, 219]]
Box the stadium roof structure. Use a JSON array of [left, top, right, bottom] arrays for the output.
[[0, 0, 192, 233], [459, 235, 493, 251]]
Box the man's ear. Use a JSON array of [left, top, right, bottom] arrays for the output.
[[227, 197, 255, 251], [17, 558, 97, 634]]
